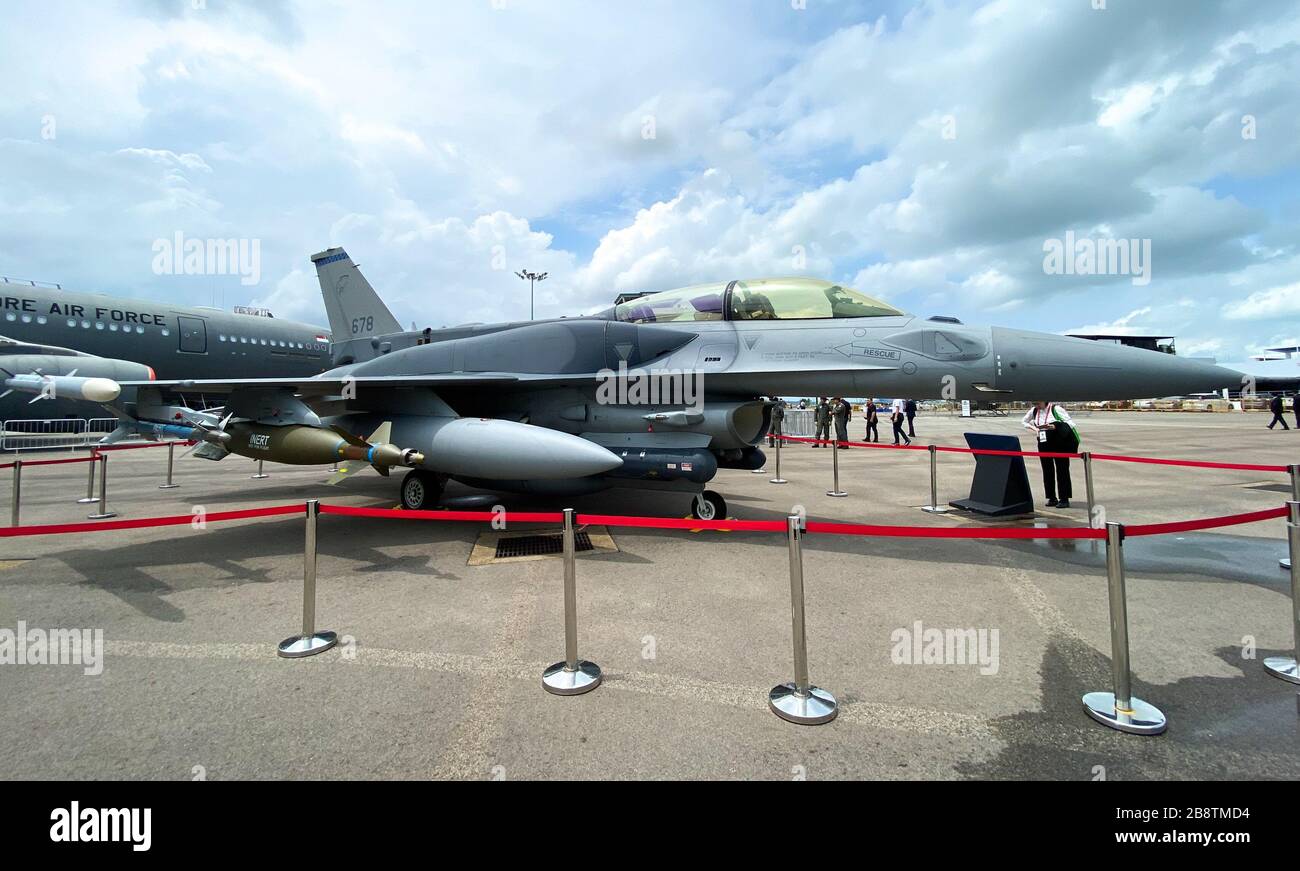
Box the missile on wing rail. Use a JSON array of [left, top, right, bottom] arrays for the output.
[[1, 373, 121, 403]]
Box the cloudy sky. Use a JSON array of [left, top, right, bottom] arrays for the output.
[[2, 0, 1298, 362]]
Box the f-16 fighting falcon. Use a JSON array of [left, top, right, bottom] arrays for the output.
[[96, 248, 1246, 520]]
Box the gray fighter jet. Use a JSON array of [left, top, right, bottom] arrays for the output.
[[100, 249, 1245, 520]]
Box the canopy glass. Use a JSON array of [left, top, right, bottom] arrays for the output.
[[612, 278, 903, 323]]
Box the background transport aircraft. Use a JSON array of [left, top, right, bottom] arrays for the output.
[[96, 248, 1245, 520], [0, 276, 330, 420]]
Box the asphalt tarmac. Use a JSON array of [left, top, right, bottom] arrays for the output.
[[1, 410, 1298, 780]]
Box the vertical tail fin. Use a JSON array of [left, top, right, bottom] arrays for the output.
[[311, 247, 403, 339]]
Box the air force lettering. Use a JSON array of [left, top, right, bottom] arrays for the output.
[[2, 294, 167, 325]]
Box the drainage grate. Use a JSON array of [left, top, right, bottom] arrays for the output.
[[494, 531, 594, 559]]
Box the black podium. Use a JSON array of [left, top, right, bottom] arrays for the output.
[[949, 432, 1034, 516]]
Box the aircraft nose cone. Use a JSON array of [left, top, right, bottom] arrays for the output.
[[993, 327, 1244, 400]]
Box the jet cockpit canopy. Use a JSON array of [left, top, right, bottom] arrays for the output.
[[607, 277, 905, 324]]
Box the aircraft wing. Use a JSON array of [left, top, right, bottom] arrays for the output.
[[117, 374, 520, 395]]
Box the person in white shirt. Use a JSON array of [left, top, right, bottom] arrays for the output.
[[890, 398, 911, 445], [1021, 401, 1080, 508]]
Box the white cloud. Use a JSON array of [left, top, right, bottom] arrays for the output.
[[1222, 281, 1300, 320]]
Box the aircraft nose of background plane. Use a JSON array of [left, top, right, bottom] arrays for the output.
[[992, 327, 1245, 401]]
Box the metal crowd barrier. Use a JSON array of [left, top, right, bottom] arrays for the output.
[[782, 408, 814, 437], [2, 418, 88, 452], [2, 417, 141, 452]]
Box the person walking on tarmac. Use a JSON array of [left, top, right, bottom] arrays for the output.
[[768, 397, 785, 447], [863, 398, 880, 443], [890, 397, 911, 446], [1293, 393, 1299, 429], [832, 396, 851, 448], [905, 398, 918, 438], [1022, 401, 1080, 508], [813, 396, 831, 447], [1268, 393, 1290, 430]]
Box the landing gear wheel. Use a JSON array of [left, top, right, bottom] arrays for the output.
[[400, 470, 442, 511], [691, 490, 726, 521]]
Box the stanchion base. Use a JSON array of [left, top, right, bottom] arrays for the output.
[[542, 660, 601, 695], [751, 468, 767, 474], [277, 631, 338, 658], [75, 497, 98, 504], [1280, 557, 1291, 570], [86, 512, 117, 520], [1082, 692, 1166, 735], [769, 478, 787, 484], [158, 483, 179, 490], [921, 505, 953, 514], [826, 490, 848, 498], [250, 474, 270, 480], [1263, 656, 1300, 684], [768, 682, 838, 725]]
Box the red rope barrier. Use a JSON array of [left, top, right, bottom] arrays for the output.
[[0, 455, 97, 470], [0, 504, 303, 537], [1124, 505, 1290, 537], [1088, 453, 1287, 473], [577, 513, 788, 532], [0, 500, 1287, 541], [93, 440, 188, 453], [0, 440, 188, 470], [319, 504, 564, 523], [805, 520, 1106, 539]]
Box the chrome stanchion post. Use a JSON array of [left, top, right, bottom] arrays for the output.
[[87, 454, 116, 520], [1082, 522, 1166, 734], [826, 437, 847, 497], [158, 441, 179, 489], [1264, 501, 1300, 685], [770, 513, 837, 724], [769, 432, 787, 484], [921, 444, 951, 513], [542, 508, 601, 694], [10, 459, 20, 527], [1284, 467, 1299, 571], [1083, 452, 1097, 528], [251, 458, 268, 479], [278, 500, 337, 657], [77, 451, 98, 503]]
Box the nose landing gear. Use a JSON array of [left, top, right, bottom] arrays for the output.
[[690, 490, 727, 521]]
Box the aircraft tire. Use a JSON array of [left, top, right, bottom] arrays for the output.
[[691, 490, 726, 521], [400, 470, 442, 511]]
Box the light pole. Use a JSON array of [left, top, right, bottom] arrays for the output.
[[515, 270, 548, 321]]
